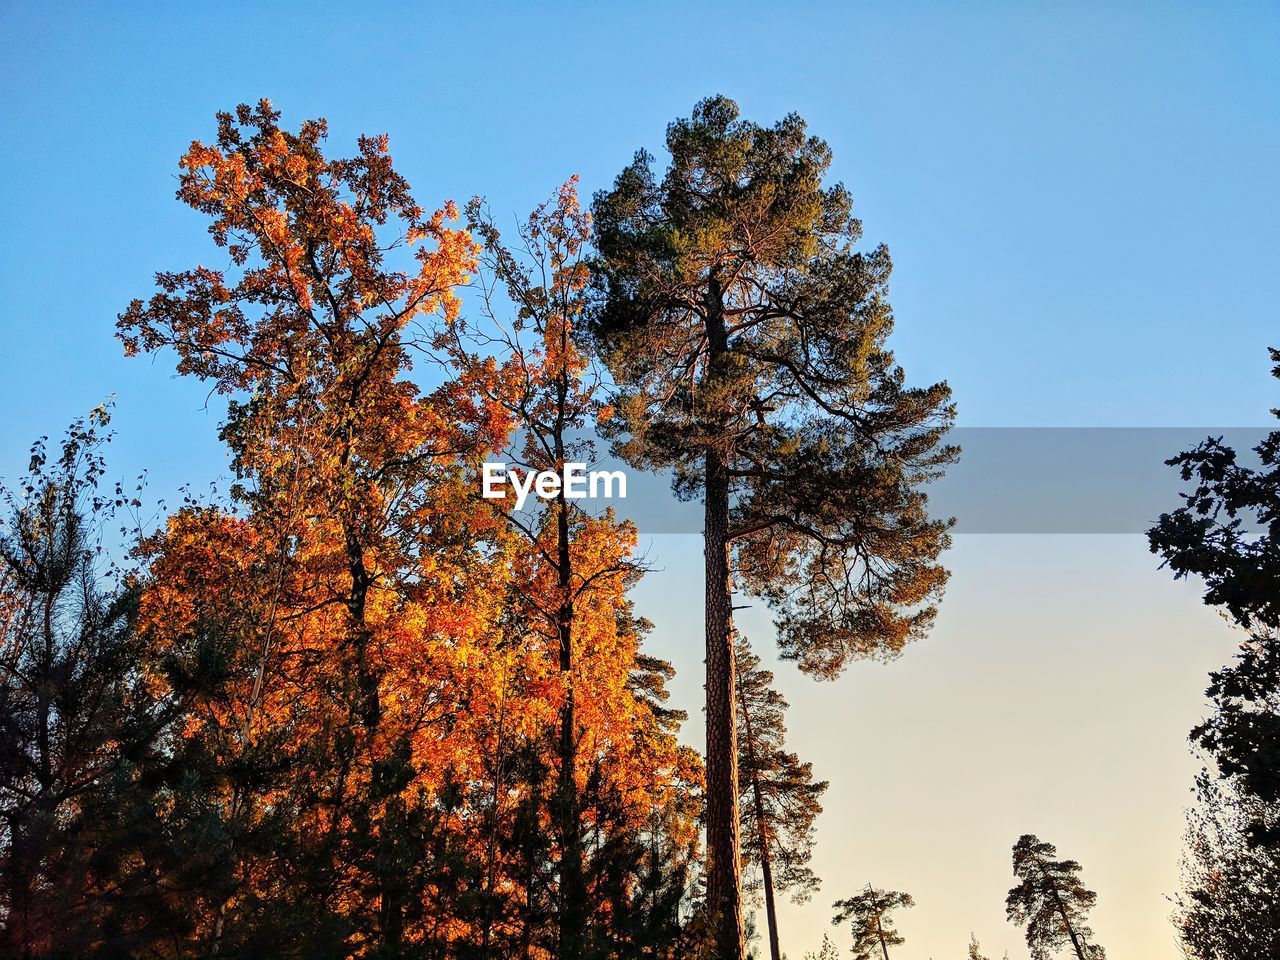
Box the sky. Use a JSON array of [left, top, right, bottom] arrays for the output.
[[2, 1, 1278, 956]]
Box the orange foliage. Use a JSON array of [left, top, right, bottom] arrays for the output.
[[120, 108, 697, 954]]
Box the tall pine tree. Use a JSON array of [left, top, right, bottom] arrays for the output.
[[592, 95, 955, 958]]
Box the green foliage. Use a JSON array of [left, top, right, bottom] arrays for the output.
[[593, 93, 955, 960], [1148, 351, 1280, 633], [592, 95, 957, 677], [1178, 770, 1280, 960]]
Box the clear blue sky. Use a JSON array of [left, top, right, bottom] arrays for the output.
[[2, 2, 1278, 957]]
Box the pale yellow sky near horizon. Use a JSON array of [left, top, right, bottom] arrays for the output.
[[635, 533, 1236, 960]]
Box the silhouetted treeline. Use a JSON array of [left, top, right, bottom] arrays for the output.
[[1150, 348, 1280, 960]]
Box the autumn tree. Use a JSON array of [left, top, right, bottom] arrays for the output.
[[967, 933, 990, 960], [591, 95, 956, 958], [831, 886, 913, 960], [452, 180, 702, 958], [1005, 834, 1105, 960], [114, 99, 707, 959], [459, 180, 617, 956], [734, 634, 826, 960], [118, 99, 511, 954], [133, 501, 358, 956], [1149, 348, 1280, 958]]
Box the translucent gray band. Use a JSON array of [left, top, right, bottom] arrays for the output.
[[483, 428, 1275, 534]]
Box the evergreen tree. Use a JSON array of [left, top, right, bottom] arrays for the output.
[[734, 634, 826, 960], [830, 886, 913, 960], [592, 94, 956, 959], [804, 933, 842, 959], [967, 933, 990, 960], [0, 412, 185, 957], [601, 650, 705, 959], [1005, 834, 1105, 960]]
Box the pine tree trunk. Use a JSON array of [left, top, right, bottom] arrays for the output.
[[1056, 899, 1087, 960], [875, 912, 891, 960], [704, 273, 746, 960], [1042, 858, 1088, 960]]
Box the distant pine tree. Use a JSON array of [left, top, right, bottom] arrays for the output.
[[1005, 834, 1105, 960], [831, 885, 913, 960], [734, 634, 827, 960], [804, 933, 842, 959]]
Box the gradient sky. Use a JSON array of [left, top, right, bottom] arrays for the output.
[[2, 2, 1278, 956]]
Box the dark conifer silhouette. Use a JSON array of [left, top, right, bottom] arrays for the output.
[[831, 885, 913, 960], [1005, 834, 1104, 960], [0, 412, 186, 957]]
